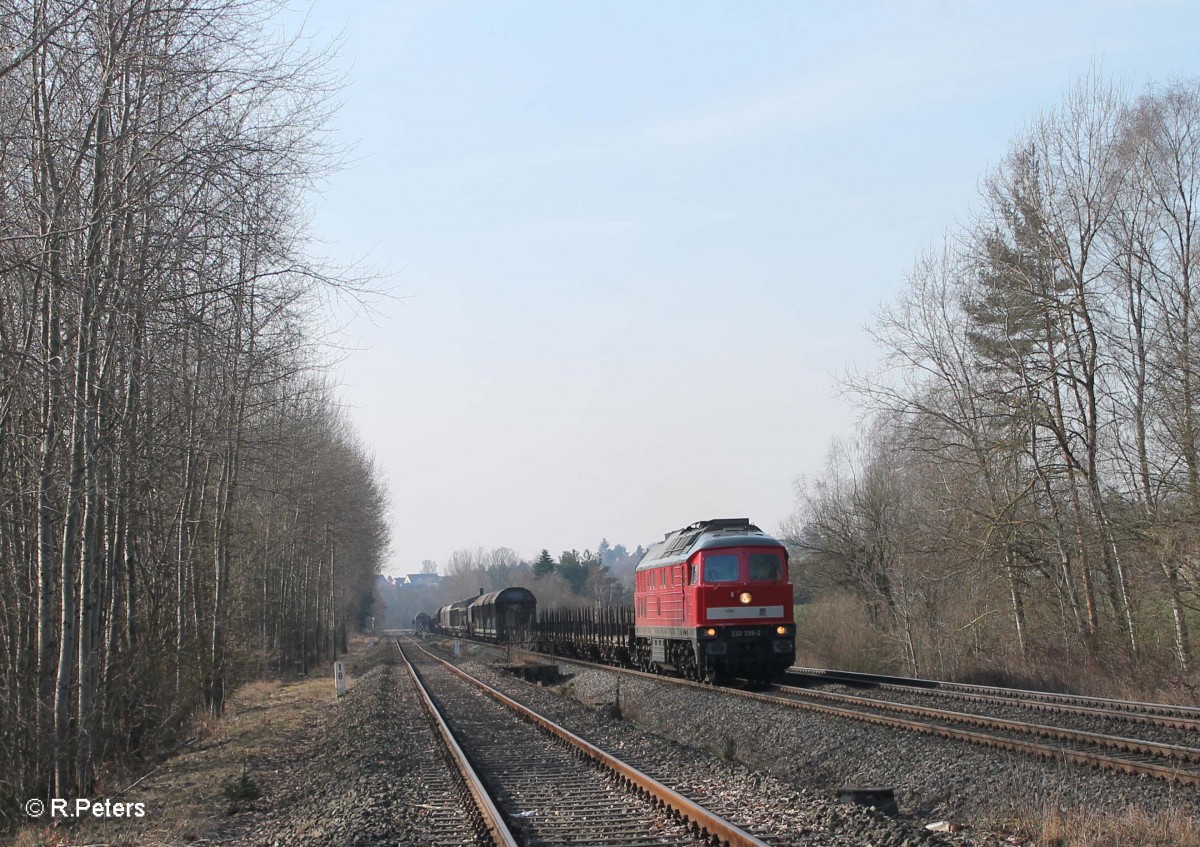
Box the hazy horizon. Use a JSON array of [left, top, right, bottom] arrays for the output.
[[299, 1, 1199, 574]]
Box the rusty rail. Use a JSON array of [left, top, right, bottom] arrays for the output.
[[396, 638, 519, 847], [771, 682, 1200, 764], [789, 666, 1200, 728], [784, 678, 1200, 733], [402, 637, 773, 847], [522, 650, 1200, 789]]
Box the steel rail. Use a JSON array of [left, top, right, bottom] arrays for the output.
[[790, 666, 1200, 723], [769, 683, 1200, 764], [402, 637, 774, 847], [395, 637, 519, 847], [781, 671, 1200, 732], [512, 649, 1200, 789]]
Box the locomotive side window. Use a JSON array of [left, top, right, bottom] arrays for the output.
[[689, 564, 698, 584], [702, 554, 739, 582], [748, 553, 782, 581]]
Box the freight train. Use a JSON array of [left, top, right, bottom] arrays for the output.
[[431, 518, 795, 682], [435, 587, 536, 642]]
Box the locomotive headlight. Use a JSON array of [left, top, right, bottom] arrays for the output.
[[705, 628, 717, 637], [776, 625, 787, 635], [738, 592, 752, 604]]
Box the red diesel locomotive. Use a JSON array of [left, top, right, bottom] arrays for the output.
[[633, 518, 795, 681]]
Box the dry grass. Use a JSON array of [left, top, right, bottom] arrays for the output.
[[1045, 805, 1200, 847], [795, 592, 1200, 707], [950, 644, 1200, 707], [237, 678, 285, 702], [793, 595, 894, 672], [8, 678, 332, 847], [999, 802, 1200, 847], [6, 637, 376, 847]]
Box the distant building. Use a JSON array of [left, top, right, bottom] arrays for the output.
[[400, 573, 440, 588]]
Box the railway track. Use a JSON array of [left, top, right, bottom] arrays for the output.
[[786, 666, 1200, 731], [397, 639, 516, 846], [396, 636, 777, 847], [476, 643, 1200, 789], [765, 681, 1200, 786]]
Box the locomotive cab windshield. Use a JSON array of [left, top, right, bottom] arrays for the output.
[[697, 550, 785, 583], [701, 554, 739, 582], [748, 552, 783, 581]]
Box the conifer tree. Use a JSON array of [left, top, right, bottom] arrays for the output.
[[533, 549, 556, 578]]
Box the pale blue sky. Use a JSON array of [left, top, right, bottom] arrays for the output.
[[302, 1, 1197, 574]]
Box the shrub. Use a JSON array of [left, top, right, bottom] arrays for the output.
[[222, 767, 261, 802]]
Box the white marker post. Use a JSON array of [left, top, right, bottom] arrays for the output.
[[453, 640, 462, 657], [334, 660, 347, 697]]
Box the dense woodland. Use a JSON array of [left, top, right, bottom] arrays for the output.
[[0, 0, 387, 818], [787, 74, 1200, 695]]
